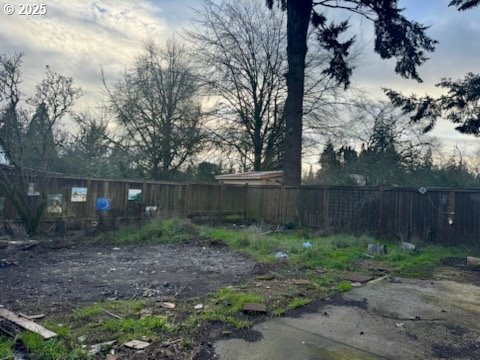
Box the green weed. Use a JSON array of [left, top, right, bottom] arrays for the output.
[[191, 287, 264, 329], [73, 300, 145, 321], [336, 280, 353, 292], [0, 336, 14, 359], [272, 297, 312, 316], [205, 226, 477, 279], [383, 244, 470, 278], [96, 218, 199, 245], [21, 332, 87, 360], [100, 315, 172, 342]]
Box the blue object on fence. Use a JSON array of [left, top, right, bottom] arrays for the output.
[[303, 241, 312, 249], [96, 198, 112, 211]]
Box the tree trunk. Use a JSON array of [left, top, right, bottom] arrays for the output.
[[283, 0, 312, 186]]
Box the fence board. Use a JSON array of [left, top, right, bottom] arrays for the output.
[[2, 173, 480, 244]]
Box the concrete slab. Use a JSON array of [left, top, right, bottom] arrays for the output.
[[215, 319, 384, 360], [215, 270, 480, 359]]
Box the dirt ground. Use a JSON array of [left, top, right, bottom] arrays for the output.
[[0, 240, 255, 312], [2, 239, 480, 360]]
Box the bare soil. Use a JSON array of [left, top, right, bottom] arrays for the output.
[[0, 240, 255, 312]]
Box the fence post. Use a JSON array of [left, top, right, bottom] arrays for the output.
[[220, 183, 224, 220], [244, 183, 248, 221], [323, 187, 329, 229], [449, 190, 456, 244], [378, 187, 384, 237], [184, 182, 189, 218]]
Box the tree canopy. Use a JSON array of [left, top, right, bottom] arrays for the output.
[[266, 0, 478, 185], [386, 73, 480, 136]]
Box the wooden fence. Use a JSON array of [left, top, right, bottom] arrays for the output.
[[1, 174, 478, 244]]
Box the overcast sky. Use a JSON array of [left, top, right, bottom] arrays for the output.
[[0, 0, 479, 163]]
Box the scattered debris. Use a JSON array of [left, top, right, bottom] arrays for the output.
[[292, 279, 314, 288], [124, 340, 151, 350], [303, 241, 312, 249], [400, 242, 416, 252], [104, 310, 122, 319], [275, 251, 288, 260], [315, 267, 327, 274], [160, 302, 176, 309], [255, 274, 275, 281], [18, 312, 45, 320], [194, 304, 204, 310], [0, 240, 38, 248], [139, 309, 153, 318], [77, 335, 87, 343], [341, 273, 374, 283], [467, 256, 480, 269], [89, 340, 116, 355], [243, 303, 267, 314], [161, 338, 183, 346], [396, 322, 404, 328], [389, 277, 403, 284], [0, 307, 57, 339], [112, 247, 121, 251], [368, 275, 389, 284], [367, 243, 387, 256]]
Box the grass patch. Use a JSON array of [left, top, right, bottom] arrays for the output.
[[21, 332, 87, 360], [0, 336, 14, 359], [205, 227, 373, 270], [190, 287, 264, 329], [96, 218, 199, 245], [100, 315, 172, 343], [19, 299, 172, 360], [205, 226, 477, 278], [73, 300, 145, 321], [272, 297, 312, 316], [382, 244, 470, 278], [336, 280, 353, 292], [68, 300, 172, 343]]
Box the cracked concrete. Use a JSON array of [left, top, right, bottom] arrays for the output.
[[215, 269, 480, 359]]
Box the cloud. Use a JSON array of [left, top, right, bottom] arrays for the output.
[[0, 0, 178, 110], [0, 0, 478, 161]]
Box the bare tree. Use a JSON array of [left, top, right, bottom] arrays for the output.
[[0, 53, 81, 235], [189, 0, 285, 171], [104, 39, 206, 180], [190, 0, 342, 172]]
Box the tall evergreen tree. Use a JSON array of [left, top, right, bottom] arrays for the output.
[[266, 0, 477, 185]]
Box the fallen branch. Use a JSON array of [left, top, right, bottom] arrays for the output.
[[19, 312, 45, 320], [0, 324, 15, 338], [162, 338, 183, 346], [104, 310, 122, 319]]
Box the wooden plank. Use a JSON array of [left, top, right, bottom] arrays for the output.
[[0, 307, 57, 339], [124, 340, 150, 350], [243, 303, 267, 314], [18, 312, 45, 320], [467, 256, 480, 268], [341, 273, 374, 284]]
